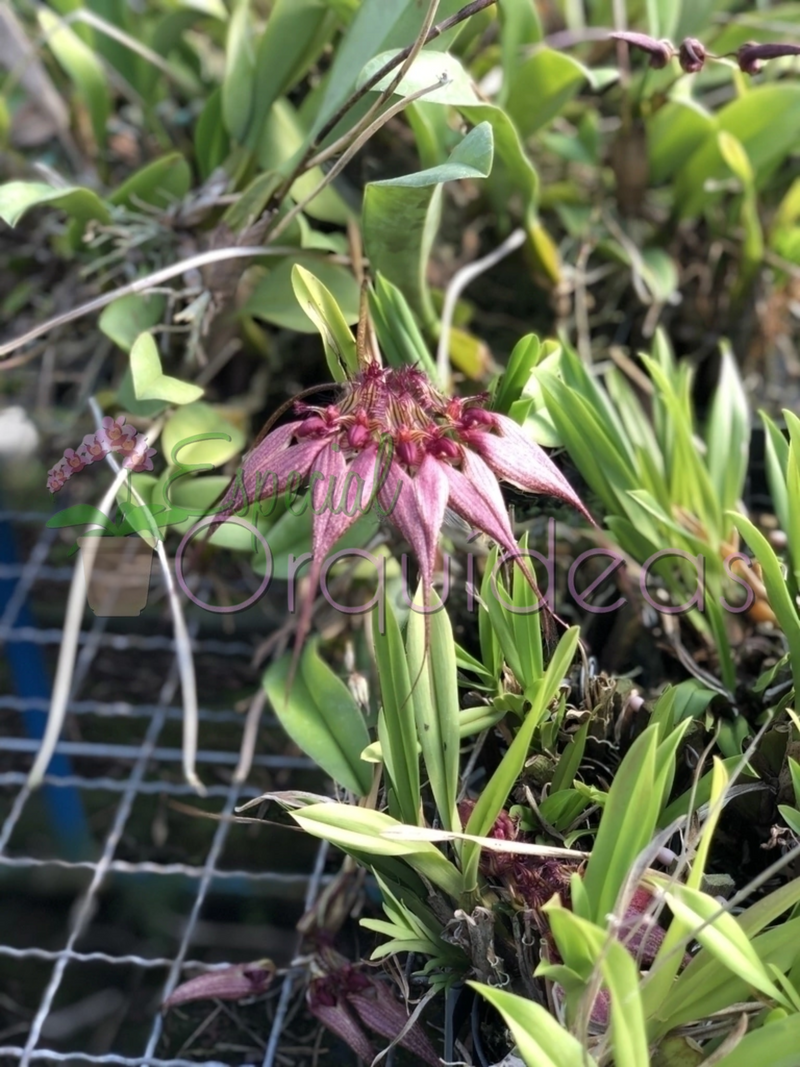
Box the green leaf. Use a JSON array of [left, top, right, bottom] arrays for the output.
[[362, 122, 494, 328], [463, 627, 580, 889], [506, 49, 593, 137], [245, 0, 335, 150], [786, 411, 800, 589], [510, 533, 543, 688], [256, 97, 349, 224], [373, 600, 422, 827], [310, 0, 469, 138], [657, 879, 800, 1033], [109, 153, 192, 211], [161, 402, 244, 468], [706, 344, 750, 517], [730, 512, 800, 697], [470, 982, 589, 1067], [99, 294, 166, 352], [244, 254, 360, 333], [493, 333, 542, 414], [580, 726, 661, 924], [663, 884, 788, 1005], [358, 48, 480, 106], [369, 274, 439, 379], [291, 264, 358, 382], [676, 86, 800, 218], [38, 7, 110, 148], [195, 87, 230, 181], [647, 99, 716, 186], [674, 0, 722, 40], [544, 905, 649, 1067], [457, 102, 538, 206], [290, 802, 463, 896], [551, 720, 589, 793], [406, 587, 461, 832], [712, 1013, 800, 1067], [130, 333, 204, 406], [0, 181, 109, 228], [497, 0, 543, 107], [645, 0, 680, 40], [46, 506, 118, 533], [263, 643, 371, 796], [222, 0, 256, 141]]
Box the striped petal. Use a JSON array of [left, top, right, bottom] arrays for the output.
[[378, 455, 448, 604], [291, 445, 379, 666], [471, 415, 594, 524], [443, 451, 519, 557], [220, 421, 325, 515]]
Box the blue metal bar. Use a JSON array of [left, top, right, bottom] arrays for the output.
[[0, 512, 93, 859]]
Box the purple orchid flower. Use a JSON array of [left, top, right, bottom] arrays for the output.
[[217, 362, 591, 658], [610, 31, 674, 69]]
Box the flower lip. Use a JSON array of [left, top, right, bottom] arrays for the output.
[[426, 434, 460, 461]]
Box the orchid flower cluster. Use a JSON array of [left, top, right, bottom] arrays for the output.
[[46, 416, 157, 493], [611, 31, 800, 75], [222, 360, 591, 652]]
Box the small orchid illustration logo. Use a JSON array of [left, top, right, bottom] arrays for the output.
[[46, 415, 157, 493]]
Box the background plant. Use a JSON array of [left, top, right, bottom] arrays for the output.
[[3, 0, 800, 1064]]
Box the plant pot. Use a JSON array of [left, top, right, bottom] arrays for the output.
[[77, 535, 155, 617]]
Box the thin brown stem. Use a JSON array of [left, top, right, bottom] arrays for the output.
[[263, 0, 497, 218], [305, 0, 441, 172], [266, 76, 450, 246]]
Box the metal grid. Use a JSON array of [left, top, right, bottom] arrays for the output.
[[0, 510, 330, 1067]]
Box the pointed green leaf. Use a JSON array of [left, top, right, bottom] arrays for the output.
[[38, 7, 109, 147], [362, 122, 494, 328], [406, 587, 461, 832], [264, 642, 372, 796], [291, 264, 358, 382], [290, 803, 463, 896], [470, 983, 589, 1067]]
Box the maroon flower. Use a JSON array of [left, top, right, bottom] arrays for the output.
[[610, 31, 674, 69], [736, 41, 800, 75], [679, 38, 707, 73], [219, 363, 591, 658], [163, 961, 274, 1009], [307, 954, 440, 1066]]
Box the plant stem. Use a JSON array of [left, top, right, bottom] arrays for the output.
[[263, 0, 498, 220]]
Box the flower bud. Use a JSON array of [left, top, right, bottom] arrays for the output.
[[679, 38, 706, 73], [610, 31, 673, 69]]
